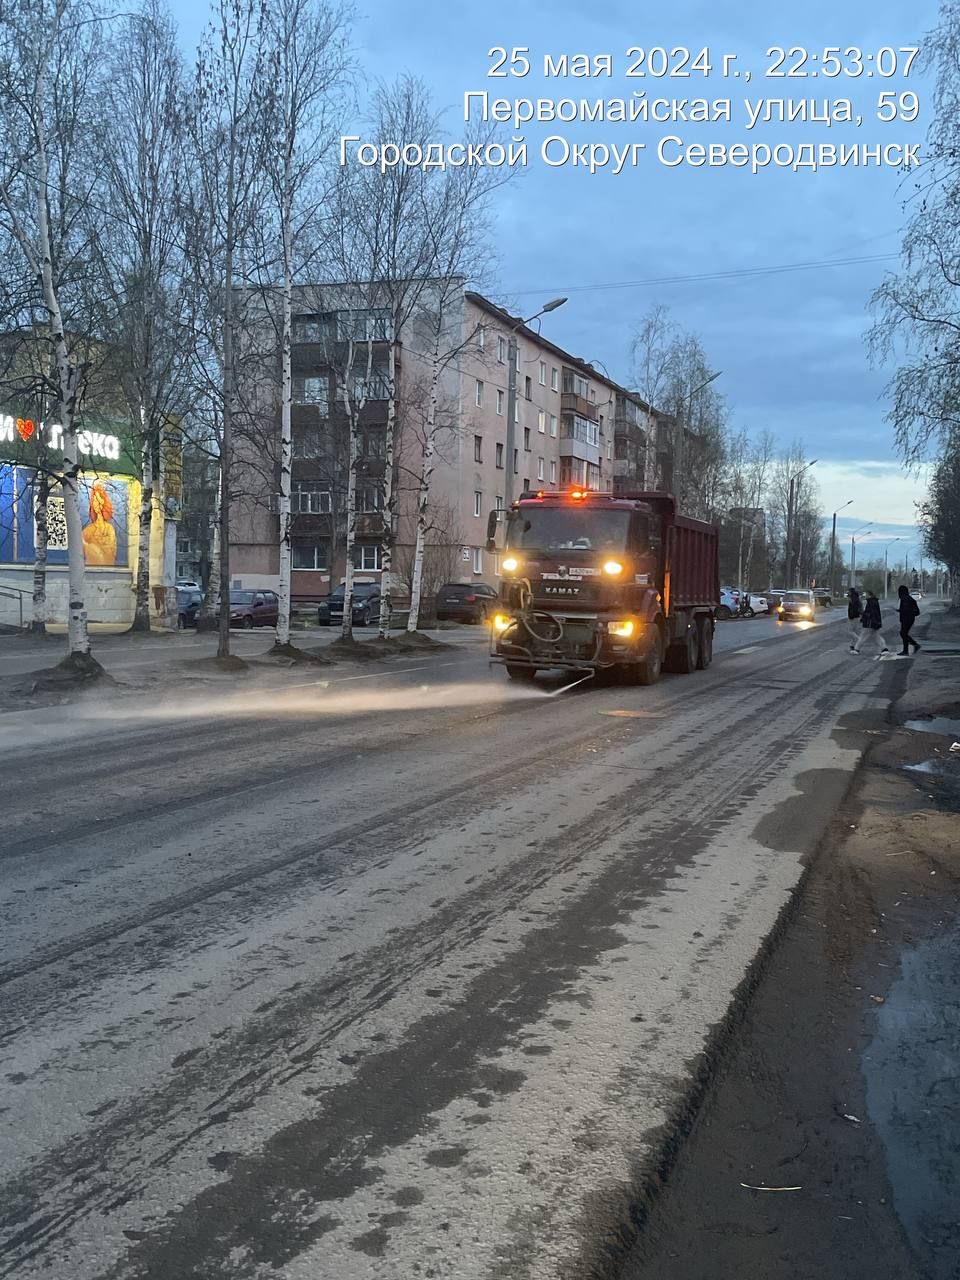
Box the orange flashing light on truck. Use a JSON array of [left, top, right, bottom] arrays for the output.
[[485, 489, 720, 685]]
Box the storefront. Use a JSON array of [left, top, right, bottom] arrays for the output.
[[0, 412, 173, 628]]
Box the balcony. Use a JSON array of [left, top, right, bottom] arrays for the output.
[[558, 436, 600, 466], [560, 391, 597, 420]]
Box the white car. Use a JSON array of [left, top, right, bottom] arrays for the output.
[[743, 594, 769, 616]]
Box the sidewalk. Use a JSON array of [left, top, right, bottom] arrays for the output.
[[619, 605, 960, 1280]]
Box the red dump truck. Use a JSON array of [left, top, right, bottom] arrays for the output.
[[486, 488, 719, 685]]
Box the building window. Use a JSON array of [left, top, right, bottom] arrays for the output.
[[523, 477, 530, 492], [524, 375, 532, 400], [292, 427, 323, 458], [292, 316, 333, 344], [512, 345, 520, 372], [475, 379, 483, 407], [551, 367, 559, 391], [537, 456, 544, 481], [496, 494, 504, 520], [550, 460, 557, 484], [292, 376, 328, 410], [474, 491, 483, 517], [497, 335, 506, 363], [358, 485, 384, 512], [337, 309, 392, 342], [539, 360, 546, 385], [473, 547, 483, 574], [549, 414, 558, 437], [350, 368, 390, 401], [292, 543, 329, 570], [477, 325, 486, 350], [357, 543, 382, 571], [561, 414, 599, 448], [538, 409, 545, 433], [560, 458, 587, 486], [474, 435, 483, 462], [563, 371, 591, 399], [291, 482, 331, 513], [360, 430, 386, 458], [513, 449, 519, 474], [496, 389, 504, 415], [513, 399, 519, 423], [495, 442, 504, 468], [523, 427, 531, 451]]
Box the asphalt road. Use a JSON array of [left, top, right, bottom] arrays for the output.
[[0, 607, 896, 1279]]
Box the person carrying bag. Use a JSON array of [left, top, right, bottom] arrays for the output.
[[851, 590, 890, 657]]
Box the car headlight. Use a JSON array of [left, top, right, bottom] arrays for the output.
[[502, 557, 520, 573], [492, 613, 513, 632], [608, 619, 635, 638], [603, 560, 624, 576], [799, 605, 811, 615]]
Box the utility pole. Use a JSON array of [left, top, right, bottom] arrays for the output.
[[849, 523, 871, 590], [882, 538, 900, 599], [784, 458, 818, 587], [504, 298, 567, 507], [675, 370, 721, 509], [829, 499, 852, 598]]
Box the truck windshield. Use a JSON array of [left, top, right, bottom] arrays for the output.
[[507, 507, 630, 553]]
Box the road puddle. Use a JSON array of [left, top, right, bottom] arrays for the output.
[[863, 921, 960, 1277], [904, 718, 960, 738]]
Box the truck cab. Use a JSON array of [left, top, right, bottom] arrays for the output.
[[488, 489, 719, 685]]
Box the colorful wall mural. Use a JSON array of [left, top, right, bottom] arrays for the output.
[[0, 466, 137, 568]]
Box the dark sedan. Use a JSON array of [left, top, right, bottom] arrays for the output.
[[224, 589, 279, 628], [317, 582, 381, 627], [435, 582, 498, 623]]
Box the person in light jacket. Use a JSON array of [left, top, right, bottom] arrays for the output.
[[851, 590, 890, 656], [897, 584, 921, 655]]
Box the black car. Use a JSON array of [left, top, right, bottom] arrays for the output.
[[176, 586, 203, 628], [435, 582, 498, 623], [318, 582, 382, 627]]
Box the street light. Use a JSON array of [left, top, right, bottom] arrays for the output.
[[505, 297, 567, 505], [880, 538, 901, 599], [828, 500, 853, 598], [675, 370, 722, 499], [784, 458, 818, 588], [849, 523, 872, 588]]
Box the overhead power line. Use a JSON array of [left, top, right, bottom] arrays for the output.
[[512, 251, 900, 297]]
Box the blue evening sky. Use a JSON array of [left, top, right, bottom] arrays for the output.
[[169, 0, 942, 567]]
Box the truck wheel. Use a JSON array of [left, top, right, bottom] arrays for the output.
[[670, 625, 700, 674], [696, 616, 713, 669], [506, 664, 537, 683], [637, 631, 663, 686]]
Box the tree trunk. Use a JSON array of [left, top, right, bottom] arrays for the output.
[[377, 340, 397, 638], [30, 472, 50, 634], [340, 408, 358, 641], [132, 426, 154, 631], [276, 202, 293, 647], [217, 124, 237, 662], [407, 344, 440, 632]]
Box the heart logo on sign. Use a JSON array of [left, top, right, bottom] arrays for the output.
[[15, 418, 35, 441]]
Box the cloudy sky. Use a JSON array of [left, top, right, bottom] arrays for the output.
[[171, 0, 943, 567]]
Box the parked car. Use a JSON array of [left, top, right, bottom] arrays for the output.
[[776, 589, 816, 621], [743, 593, 769, 617], [764, 590, 786, 613], [222, 589, 279, 628], [176, 586, 203, 629], [435, 581, 498, 623], [813, 589, 833, 608], [176, 577, 201, 590], [317, 582, 381, 627], [716, 587, 741, 620]]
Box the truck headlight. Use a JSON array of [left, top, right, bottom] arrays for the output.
[[603, 560, 624, 576], [608, 619, 635, 638], [502, 557, 520, 573], [492, 613, 513, 632]]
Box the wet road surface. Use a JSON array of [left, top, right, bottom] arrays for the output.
[[0, 610, 886, 1279]]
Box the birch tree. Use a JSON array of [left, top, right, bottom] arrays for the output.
[[261, 0, 350, 651], [177, 0, 273, 659], [96, 0, 189, 632], [0, 0, 105, 664]]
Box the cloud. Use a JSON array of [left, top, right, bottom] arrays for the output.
[[814, 458, 931, 527]]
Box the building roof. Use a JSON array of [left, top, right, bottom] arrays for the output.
[[464, 291, 655, 414]]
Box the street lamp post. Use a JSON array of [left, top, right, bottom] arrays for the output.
[[829, 499, 853, 598], [881, 538, 901, 599], [784, 458, 818, 588], [849, 523, 872, 588], [675, 370, 721, 503], [505, 297, 567, 506]]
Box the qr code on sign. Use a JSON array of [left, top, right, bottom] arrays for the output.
[[44, 496, 69, 551]]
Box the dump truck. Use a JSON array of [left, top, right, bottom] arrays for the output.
[[486, 488, 719, 685]]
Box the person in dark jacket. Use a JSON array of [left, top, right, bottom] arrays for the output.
[[847, 587, 862, 647], [851, 590, 890, 656], [897, 584, 921, 655]]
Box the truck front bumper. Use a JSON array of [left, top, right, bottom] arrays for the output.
[[490, 614, 652, 671]]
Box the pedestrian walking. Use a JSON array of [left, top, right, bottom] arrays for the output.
[[897, 584, 921, 655], [847, 587, 862, 647], [851, 590, 890, 657]]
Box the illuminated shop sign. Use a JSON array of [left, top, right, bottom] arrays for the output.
[[0, 414, 121, 463]]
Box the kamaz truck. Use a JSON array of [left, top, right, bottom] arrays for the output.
[[486, 489, 719, 685]]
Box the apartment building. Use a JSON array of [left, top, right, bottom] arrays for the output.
[[229, 282, 669, 599]]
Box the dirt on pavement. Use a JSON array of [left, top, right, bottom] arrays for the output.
[[617, 606, 960, 1280]]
